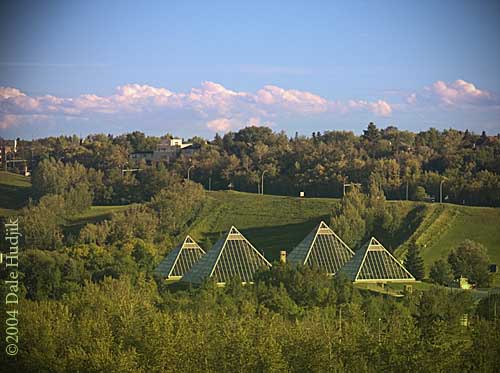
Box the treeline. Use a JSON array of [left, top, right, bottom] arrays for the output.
[[10, 123, 500, 206], [1, 267, 499, 372], [19, 178, 205, 251]]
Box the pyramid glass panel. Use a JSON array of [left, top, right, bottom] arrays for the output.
[[341, 237, 415, 283], [155, 236, 205, 280], [288, 221, 354, 275], [182, 226, 272, 285]]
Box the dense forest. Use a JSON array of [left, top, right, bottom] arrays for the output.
[[1, 124, 500, 371], [1, 266, 499, 372], [7, 123, 500, 206]]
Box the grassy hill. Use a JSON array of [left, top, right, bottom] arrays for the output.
[[1, 170, 499, 270], [188, 191, 341, 261], [394, 203, 500, 269], [0, 171, 32, 215], [0, 171, 129, 224], [188, 191, 500, 269]]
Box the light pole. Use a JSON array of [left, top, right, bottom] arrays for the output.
[[261, 170, 268, 195], [439, 179, 446, 204], [187, 165, 194, 181], [378, 318, 382, 343]]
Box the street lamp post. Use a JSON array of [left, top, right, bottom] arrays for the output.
[[187, 165, 194, 181], [378, 318, 382, 343], [440, 179, 446, 204], [261, 170, 268, 195]]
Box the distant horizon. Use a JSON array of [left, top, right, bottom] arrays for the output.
[[2, 121, 498, 142]]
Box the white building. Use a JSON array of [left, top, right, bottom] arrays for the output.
[[130, 138, 200, 165]]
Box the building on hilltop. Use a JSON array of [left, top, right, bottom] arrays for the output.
[[154, 235, 205, 280], [288, 221, 354, 275], [130, 138, 200, 165], [181, 226, 272, 286], [340, 237, 415, 283]]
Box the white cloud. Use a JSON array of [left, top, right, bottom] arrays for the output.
[[0, 82, 393, 133], [409, 79, 498, 108], [255, 85, 329, 114], [346, 99, 393, 116], [206, 118, 233, 132]]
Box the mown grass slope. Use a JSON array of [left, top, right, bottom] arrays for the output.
[[188, 191, 340, 261], [418, 204, 500, 265], [0, 171, 32, 215], [0, 171, 130, 225], [189, 191, 500, 268]]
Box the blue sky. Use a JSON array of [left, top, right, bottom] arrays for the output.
[[0, 0, 499, 139]]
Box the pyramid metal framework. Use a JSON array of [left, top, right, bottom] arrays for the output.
[[341, 237, 415, 283], [288, 221, 355, 275], [182, 226, 272, 285], [155, 235, 205, 280]]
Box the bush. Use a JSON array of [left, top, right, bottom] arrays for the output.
[[429, 259, 453, 286]]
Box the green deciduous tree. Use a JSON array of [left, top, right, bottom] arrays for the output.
[[448, 239, 490, 286], [149, 181, 206, 235]]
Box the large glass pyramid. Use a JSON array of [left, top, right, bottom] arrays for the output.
[[182, 226, 272, 285], [155, 235, 205, 280], [341, 237, 415, 283], [288, 221, 355, 275]]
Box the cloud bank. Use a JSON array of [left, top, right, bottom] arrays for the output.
[[1, 79, 497, 135], [0, 81, 392, 132]]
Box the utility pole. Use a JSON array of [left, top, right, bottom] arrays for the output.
[[208, 176, 212, 191], [406, 180, 409, 201]]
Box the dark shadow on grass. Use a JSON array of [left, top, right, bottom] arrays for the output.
[[198, 216, 330, 261], [0, 183, 31, 209]]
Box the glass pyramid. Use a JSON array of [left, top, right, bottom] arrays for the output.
[[155, 235, 205, 280], [181, 226, 272, 285], [288, 221, 355, 275], [341, 237, 415, 283]]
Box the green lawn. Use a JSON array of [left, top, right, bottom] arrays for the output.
[[187, 191, 500, 269], [188, 191, 340, 261], [0, 171, 32, 213], [421, 204, 500, 265]]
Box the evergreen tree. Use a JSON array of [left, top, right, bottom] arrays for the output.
[[363, 122, 380, 142], [429, 259, 453, 285], [404, 240, 425, 280], [330, 186, 366, 248]]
